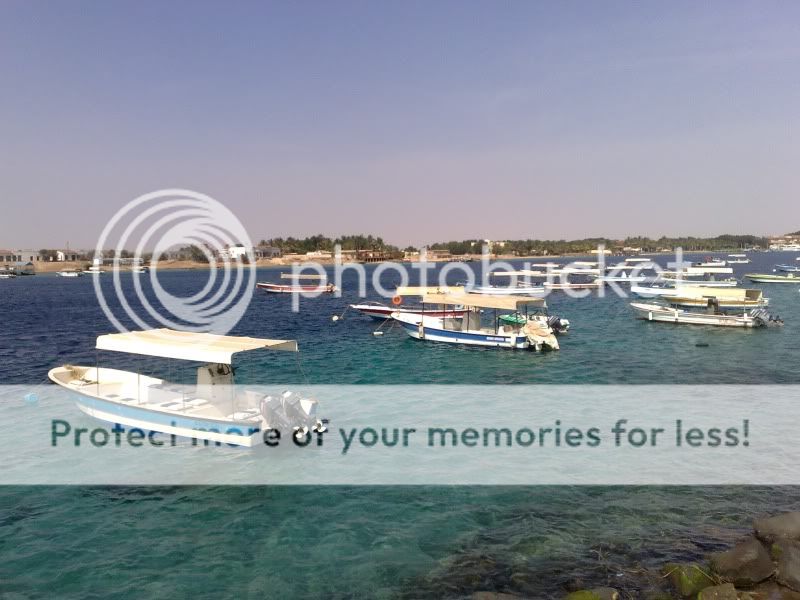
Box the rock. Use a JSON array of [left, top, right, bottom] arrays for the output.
[[748, 581, 800, 599], [563, 590, 618, 600], [662, 563, 715, 598], [697, 583, 738, 599], [776, 541, 800, 591], [588, 588, 619, 600], [471, 593, 521, 600], [710, 536, 774, 586], [755, 513, 800, 543]]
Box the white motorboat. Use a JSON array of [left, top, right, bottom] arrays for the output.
[[349, 302, 467, 321], [466, 284, 546, 296], [598, 272, 648, 283], [775, 264, 800, 273], [693, 258, 727, 268], [745, 273, 800, 283], [632, 285, 767, 307], [56, 270, 83, 278], [391, 292, 561, 351], [630, 302, 780, 328], [0, 273, 16, 279], [48, 328, 323, 447]]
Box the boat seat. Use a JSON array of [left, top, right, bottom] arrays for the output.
[[173, 398, 210, 411], [185, 398, 209, 407], [226, 409, 260, 421]]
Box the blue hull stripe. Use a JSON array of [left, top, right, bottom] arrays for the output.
[[398, 320, 520, 345], [72, 393, 257, 432]]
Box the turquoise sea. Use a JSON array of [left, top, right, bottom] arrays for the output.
[[1, 252, 799, 598]]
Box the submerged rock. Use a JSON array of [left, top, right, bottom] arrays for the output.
[[710, 536, 774, 586], [662, 563, 715, 598], [563, 589, 618, 600], [755, 513, 800, 543], [697, 583, 738, 599], [775, 541, 800, 591], [748, 581, 800, 599]]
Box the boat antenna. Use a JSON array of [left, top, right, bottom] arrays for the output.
[[294, 351, 311, 386]]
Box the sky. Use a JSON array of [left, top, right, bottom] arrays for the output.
[[0, 1, 798, 249]]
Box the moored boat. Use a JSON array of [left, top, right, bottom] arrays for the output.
[[391, 292, 561, 351], [56, 270, 83, 277], [775, 264, 800, 273], [257, 282, 336, 293], [349, 302, 467, 320], [630, 302, 780, 328], [465, 284, 546, 296], [48, 328, 323, 447], [597, 272, 648, 283], [745, 273, 800, 283]]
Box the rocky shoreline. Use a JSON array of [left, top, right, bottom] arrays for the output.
[[408, 511, 800, 600]]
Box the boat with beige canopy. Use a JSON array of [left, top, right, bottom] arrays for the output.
[[48, 328, 324, 447], [390, 292, 562, 351]]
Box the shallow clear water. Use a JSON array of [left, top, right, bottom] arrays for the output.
[[1, 252, 798, 598]]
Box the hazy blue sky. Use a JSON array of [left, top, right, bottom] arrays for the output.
[[0, 1, 798, 248]]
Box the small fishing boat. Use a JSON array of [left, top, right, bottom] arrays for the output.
[[391, 293, 561, 351], [632, 285, 767, 307], [56, 270, 83, 278], [84, 258, 105, 274], [693, 258, 726, 268], [727, 254, 751, 264], [630, 303, 780, 328], [775, 264, 800, 273], [745, 273, 800, 283], [664, 293, 768, 309], [466, 284, 546, 296], [0, 273, 16, 279], [597, 272, 648, 283], [349, 302, 467, 321], [257, 282, 336, 293], [543, 280, 602, 291], [48, 328, 323, 447]]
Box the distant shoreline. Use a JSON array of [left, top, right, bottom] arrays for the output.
[[25, 249, 762, 273]]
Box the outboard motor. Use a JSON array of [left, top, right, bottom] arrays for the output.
[[260, 391, 325, 435], [547, 315, 570, 334]]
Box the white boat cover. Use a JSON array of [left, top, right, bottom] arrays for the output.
[[490, 270, 547, 277], [96, 328, 298, 363], [395, 285, 464, 296], [280, 273, 326, 280], [421, 292, 545, 310]]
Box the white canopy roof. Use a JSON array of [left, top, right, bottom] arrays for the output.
[[422, 292, 545, 310], [96, 328, 298, 364], [280, 273, 326, 280], [395, 285, 464, 296], [490, 270, 547, 277]]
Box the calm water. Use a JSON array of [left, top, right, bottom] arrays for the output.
[[1, 252, 799, 598]]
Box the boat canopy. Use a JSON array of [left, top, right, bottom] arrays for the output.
[[422, 292, 545, 310], [490, 270, 546, 277], [395, 285, 464, 296], [280, 273, 326, 280], [95, 328, 298, 363], [664, 287, 762, 300], [678, 266, 733, 275]]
